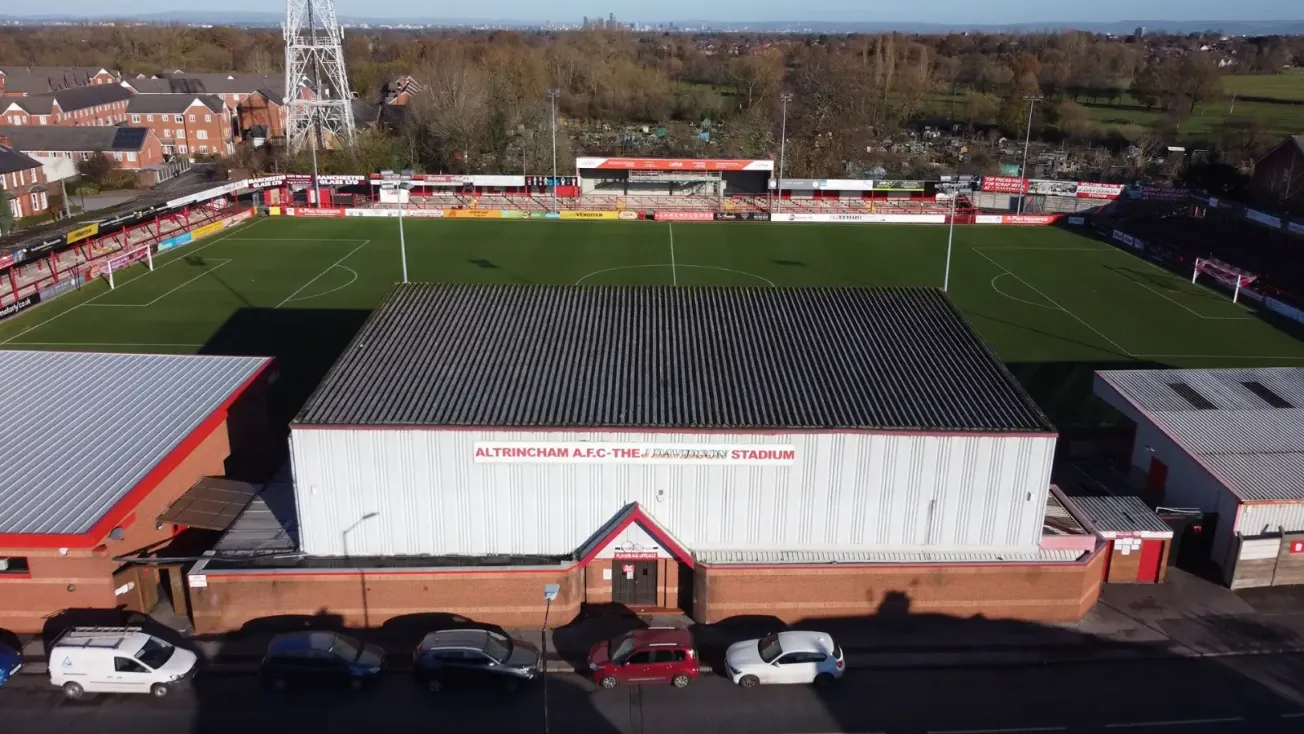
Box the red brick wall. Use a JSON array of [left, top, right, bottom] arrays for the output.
[[137, 104, 233, 157], [237, 96, 283, 140], [191, 567, 584, 634], [694, 551, 1106, 624], [583, 558, 682, 609], [0, 422, 236, 633], [2, 162, 49, 218]]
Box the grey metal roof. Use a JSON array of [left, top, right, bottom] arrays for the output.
[[211, 478, 299, 556], [0, 351, 271, 535], [0, 125, 151, 153], [0, 67, 112, 93], [127, 73, 281, 96], [693, 548, 1085, 565], [0, 144, 41, 175], [158, 477, 261, 532], [126, 94, 225, 115], [296, 284, 1053, 432], [1096, 367, 1304, 502], [1053, 463, 1173, 537]]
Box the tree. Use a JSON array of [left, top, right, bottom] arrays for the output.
[[0, 181, 12, 236], [1054, 100, 1094, 141], [963, 91, 999, 128], [1178, 53, 1222, 113], [78, 151, 117, 187]]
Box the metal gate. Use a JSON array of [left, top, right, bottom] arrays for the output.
[[611, 560, 658, 606]]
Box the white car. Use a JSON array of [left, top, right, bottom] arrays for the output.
[[725, 631, 844, 688], [49, 627, 198, 699]]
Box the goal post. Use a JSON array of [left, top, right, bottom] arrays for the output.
[[1193, 257, 1256, 304], [101, 244, 154, 289]]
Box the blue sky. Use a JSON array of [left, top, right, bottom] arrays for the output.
[[19, 0, 1304, 22]]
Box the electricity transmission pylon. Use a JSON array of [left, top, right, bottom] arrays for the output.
[[284, 0, 355, 152]]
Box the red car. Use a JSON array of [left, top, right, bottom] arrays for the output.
[[587, 628, 700, 689]]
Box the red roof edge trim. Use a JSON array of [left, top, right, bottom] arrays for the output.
[[576, 503, 695, 569], [0, 360, 273, 550]]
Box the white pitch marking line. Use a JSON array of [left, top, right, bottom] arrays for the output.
[[225, 237, 370, 242], [989, 273, 1059, 310], [88, 260, 232, 308], [2, 342, 204, 348], [0, 219, 263, 345], [1132, 353, 1304, 360], [1104, 717, 1244, 728], [574, 263, 775, 288], [928, 727, 1067, 734], [1124, 277, 1253, 321], [284, 265, 359, 304], [978, 246, 1112, 251], [668, 222, 678, 286], [973, 247, 1132, 357], [276, 239, 371, 309]]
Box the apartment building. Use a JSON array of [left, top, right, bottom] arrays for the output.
[[124, 72, 282, 114], [0, 137, 51, 219], [0, 125, 165, 171], [0, 66, 119, 96], [0, 85, 135, 127], [125, 94, 233, 157]]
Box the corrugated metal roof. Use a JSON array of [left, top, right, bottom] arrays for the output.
[[1054, 463, 1174, 537], [1097, 367, 1304, 502], [693, 548, 1085, 565], [211, 480, 299, 556], [296, 284, 1054, 432], [158, 477, 261, 532], [0, 351, 270, 535]]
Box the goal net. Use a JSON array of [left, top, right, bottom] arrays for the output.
[[92, 244, 154, 289], [1193, 257, 1257, 304]]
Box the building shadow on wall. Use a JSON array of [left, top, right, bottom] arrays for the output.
[[1004, 359, 1166, 441], [199, 307, 371, 431]]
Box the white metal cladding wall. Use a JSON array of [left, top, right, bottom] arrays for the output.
[[290, 429, 1055, 557], [1236, 503, 1304, 538]]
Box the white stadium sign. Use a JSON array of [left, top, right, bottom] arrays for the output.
[[473, 442, 797, 465]]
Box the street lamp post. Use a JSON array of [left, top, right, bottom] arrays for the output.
[[542, 584, 560, 734], [380, 169, 415, 283], [547, 88, 561, 213], [944, 190, 957, 292], [777, 92, 793, 213], [1017, 96, 1043, 215]]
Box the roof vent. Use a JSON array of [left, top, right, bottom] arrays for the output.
[[1241, 380, 1293, 409], [1168, 382, 1216, 410]]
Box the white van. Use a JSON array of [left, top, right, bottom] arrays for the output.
[[48, 627, 198, 699]]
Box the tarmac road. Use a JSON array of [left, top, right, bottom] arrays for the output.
[[2, 654, 1303, 734]]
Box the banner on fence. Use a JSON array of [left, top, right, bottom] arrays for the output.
[[1068, 216, 1086, 225], [981, 176, 1028, 194], [772, 213, 946, 224], [1137, 186, 1188, 201], [1074, 183, 1125, 200], [444, 209, 503, 219], [1245, 209, 1282, 229], [108, 247, 150, 271], [715, 212, 769, 221], [190, 221, 226, 240], [560, 211, 620, 220], [38, 274, 82, 302], [471, 175, 527, 188], [1265, 297, 1304, 326], [618, 211, 639, 221], [1027, 180, 1079, 197], [874, 180, 926, 192], [65, 222, 100, 246], [156, 232, 193, 253], [655, 210, 714, 222], [0, 292, 40, 321], [227, 209, 255, 224], [283, 206, 345, 218]]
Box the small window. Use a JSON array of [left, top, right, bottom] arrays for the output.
[[114, 657, 149, 673], [176, 129, 185, 139], [127, 152, 137, 162], [650, 649, 685, 663], [178, 145, 187, 154], [196, 130, 207, 140], [174, 114, 183, 123], [1169, 382, 1216, 410], [188, 114, 196, 122], [205, 114, 212, 122], [1242, 381, 1294, 409], [625, 650, 654, 664], [198, 145, 207, 154], [0, 557, 30, 574], [163, 129, 171, 138], [146, 114, 154, 122], [131, 114, 141, 123]]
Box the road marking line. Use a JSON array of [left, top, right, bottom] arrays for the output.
[[88, 260, 231, 308], [1104, 717, 1244, 728], [0, 219, 262, 345], [668, 223, 678, 286], [276, 239, 371, 308], [929, 727, 1066, 733], [973, 247, 1131, 357]]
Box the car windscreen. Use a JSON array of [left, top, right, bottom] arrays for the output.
[[330, 634, 363, 662], [483, 632, 512, 663], [608, 634, 637, 663], [135, 638, 175, 669], [758, 634, 783, 664]]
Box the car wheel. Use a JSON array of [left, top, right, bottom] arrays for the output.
[[814, 673, 835, 688], [150, 683, 170, 698], [503, 677, 519, 693], [738, 675, 760, 689], [62, 681, 85, 700], [599, 675, 620, 689], [671, 674, 691, 689], [426, 678, 444, 693]]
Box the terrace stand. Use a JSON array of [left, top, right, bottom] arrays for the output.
[[1193, 257, 1257, 304]]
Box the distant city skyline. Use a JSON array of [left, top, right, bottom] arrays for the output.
[[13, 0, 1304, 23]]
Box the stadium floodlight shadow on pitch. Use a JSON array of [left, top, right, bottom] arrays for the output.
[[199, 307, 371, 431]]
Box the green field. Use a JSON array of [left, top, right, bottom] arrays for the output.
[[1222, 70, 1304, 102], [4, 217, 1304, 431]]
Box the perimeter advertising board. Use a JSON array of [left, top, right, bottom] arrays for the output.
[[654, 211, 714, 222], [0, 292, 40, 321], [576, 157, 774, 172], [64, 222, 100, 245], [443, 209, 503, 219], [772, 213, 946, 224], [560, 211, 620, 220], [981, 176, 1028, 194], [282, 207, 346, 218]]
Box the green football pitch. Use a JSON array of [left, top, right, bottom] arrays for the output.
[[4, 216, 1304, 430]]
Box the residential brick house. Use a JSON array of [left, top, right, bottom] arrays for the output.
[[0, 125, 165, 171], [125, 94, 233, 157], [235, 89, 286, 141], [0, 136, 50, 219], [0, 85, 135, 127], [124, 72, 282, 116], [0, 66, 119, 96]]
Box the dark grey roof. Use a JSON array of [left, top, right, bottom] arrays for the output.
[[127, 73, 281, 96], [0, 66, 112, 94], [127, 93, 225, 115], [1054, 462, 1173, 538], [7, 96, 54, 114], [0, 125, 150, 153], [0, 351, 271, 535], [0, 144, 42, 175], [296, 284, 1054, 432], [48, 84, 135, 112], [1096, 367, 1304, 502]]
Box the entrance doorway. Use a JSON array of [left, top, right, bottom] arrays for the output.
[[611, 560, 658, 606]]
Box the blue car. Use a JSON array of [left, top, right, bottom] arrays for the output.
[[0, 644, 22, 688], [260, 631, 383, 691]]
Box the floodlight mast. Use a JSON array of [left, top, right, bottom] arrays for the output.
[[285, 0, 356, 154]]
